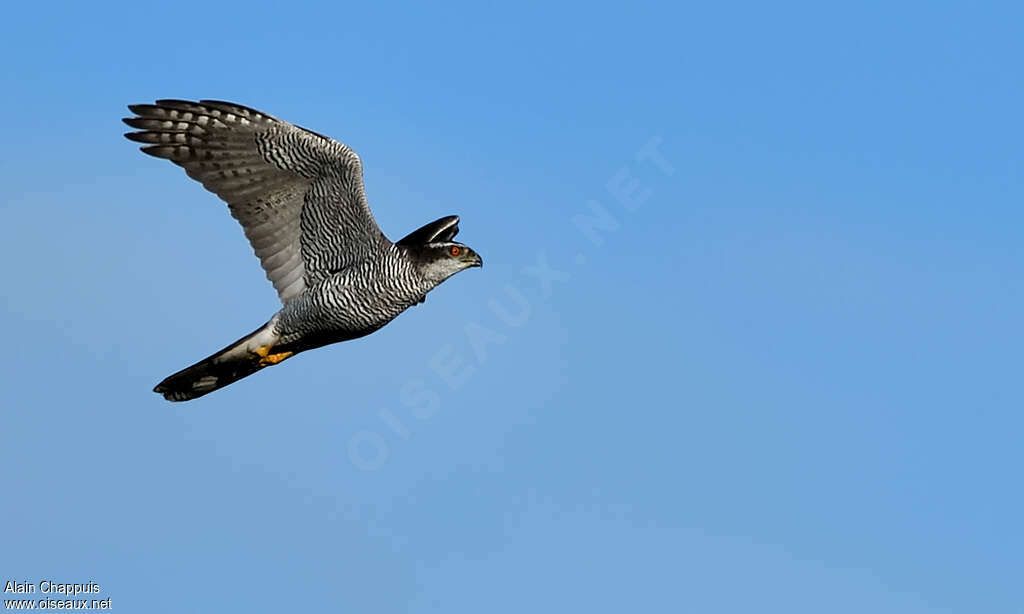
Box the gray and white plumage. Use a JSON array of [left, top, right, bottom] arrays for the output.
[[123, 100, 482, 401]]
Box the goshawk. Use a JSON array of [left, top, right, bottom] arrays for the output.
[[123, 100, 482, 401]]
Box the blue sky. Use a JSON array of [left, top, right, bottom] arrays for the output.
[[2, 1, 1022, 612]]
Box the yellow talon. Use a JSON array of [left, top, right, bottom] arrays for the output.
[[254, 346, 293, 366], [262, 351, 293, 365]]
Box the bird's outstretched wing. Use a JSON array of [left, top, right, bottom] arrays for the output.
[[124, 99, 388, 304]]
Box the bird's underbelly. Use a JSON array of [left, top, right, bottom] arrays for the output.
[[278, 322, 388, 353], [274, 285, 420, 350]]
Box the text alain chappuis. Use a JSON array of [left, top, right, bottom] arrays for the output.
[[4, 580, 111, 610]]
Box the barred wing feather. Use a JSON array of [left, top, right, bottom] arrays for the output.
[[123, 99, 388, 304]]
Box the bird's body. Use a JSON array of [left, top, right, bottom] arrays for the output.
[[274, 243, 432, 349], [123, 100, 481, 401]]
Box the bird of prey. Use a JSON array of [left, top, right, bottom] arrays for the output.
[[123, 99, 482, 401]]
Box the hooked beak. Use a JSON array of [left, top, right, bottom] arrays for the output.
[[469, 252, 483, 268]]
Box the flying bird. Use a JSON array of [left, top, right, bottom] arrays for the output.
[[123, 100, 482, 401]]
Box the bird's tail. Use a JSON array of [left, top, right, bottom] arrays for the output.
[[154, 321, 294, 402]]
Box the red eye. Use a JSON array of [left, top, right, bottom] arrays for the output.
[[450, 246, 461, 256]]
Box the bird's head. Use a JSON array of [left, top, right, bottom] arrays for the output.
[[408, 241, 483, 284], [399, 215, 482, 284]]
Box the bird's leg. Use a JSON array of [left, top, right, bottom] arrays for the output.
[[253, 345, 294, 366]]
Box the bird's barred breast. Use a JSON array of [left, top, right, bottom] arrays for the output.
[[276, 254, 428, 338]]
